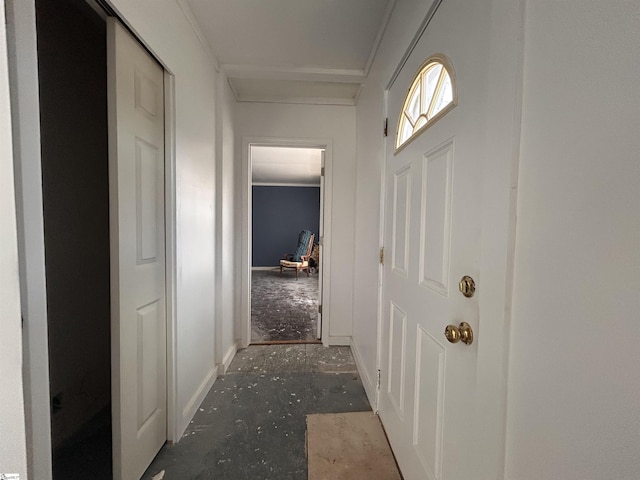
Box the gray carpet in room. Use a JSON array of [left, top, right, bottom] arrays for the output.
[[251, 269, 319, 343]]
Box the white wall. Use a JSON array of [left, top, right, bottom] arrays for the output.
[[103, 0, 219, 439], [506, 1, 640, 479], [0, 2, 28, 476], [235, 102, 356, 342], [351, 0, 436, 406]]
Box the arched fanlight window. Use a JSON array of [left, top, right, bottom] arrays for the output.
[[396, 55, 457, 150]]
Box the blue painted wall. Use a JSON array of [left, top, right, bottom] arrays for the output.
[[252, 186, 320, 266]]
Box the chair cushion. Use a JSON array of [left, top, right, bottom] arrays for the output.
[[292, 230, 312, 262], [280, 259, 308, 268]]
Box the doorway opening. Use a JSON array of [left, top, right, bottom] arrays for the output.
[[32, 1, 175, 478], [36, 0, 112, 477], [250, 145, 324, 344]]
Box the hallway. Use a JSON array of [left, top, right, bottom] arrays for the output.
[[142, 345, 370, 479], [3, 1, 638, 479]]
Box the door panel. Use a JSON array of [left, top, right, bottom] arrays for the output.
[[413, 326, 445, 478], [136, 299, 162, 431], [419, 141, 453, 295], [388, 302, 407, 417], [391, 166, 411, 276], [108, 19, 166, 480], [136, 138, 161, 263]]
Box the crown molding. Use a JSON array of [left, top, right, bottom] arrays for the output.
[[236, 95, 356, 106], [175, 0, 220, 71], [222, 64, 366, 84], [364, 0, 397, 76], [387, 0, 443, 90]]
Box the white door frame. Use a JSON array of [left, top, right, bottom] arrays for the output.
[[374, 89, 389, 413], [162, 70, 179, 445], [317, 150, 326, 339], [7, 3, 180, 478], [6, 2, 52, 478], [240, 137, 333, 348]]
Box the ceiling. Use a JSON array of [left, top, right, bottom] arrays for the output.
[[183, 0, 394, 105], [251, 147, 322, 185]]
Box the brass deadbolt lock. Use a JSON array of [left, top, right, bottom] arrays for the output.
[[459, 275, 476, 298], [444, 322, 474, 345]]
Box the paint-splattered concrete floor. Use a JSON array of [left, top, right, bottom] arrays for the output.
[[251, 270, 319, 342], [142, 344, 371, 480]]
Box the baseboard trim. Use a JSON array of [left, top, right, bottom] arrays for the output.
[[179, 364, 218, 436], [222, 341, 239, 373], [350, 340, 377, 411], [251, 339, 322, 345], [325, 335, 351, 346], [251, 266, 279, 271]]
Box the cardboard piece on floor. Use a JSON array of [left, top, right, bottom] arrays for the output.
[[306, 411, 402, 480]]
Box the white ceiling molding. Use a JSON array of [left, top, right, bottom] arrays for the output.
[[235, 95, 357, 106], [175, 0, 220, 71], [353, 84, 365, 106], [229, 77, 360, 105], [225, 66, 365, 104], [386, 0, 443, 90], [226, 80, 359, 106], [184, 0, 394, 105], [363, 0, 397, 77], [221, 64, 366, 84]]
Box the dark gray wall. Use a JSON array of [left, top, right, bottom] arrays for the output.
[[37, 0, 110, 450], [252, 186, 320, 266]]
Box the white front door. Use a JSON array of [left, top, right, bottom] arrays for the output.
[[378, 1, 508, 479], [107, 19, 167, 480]]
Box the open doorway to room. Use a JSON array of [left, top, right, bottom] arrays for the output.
[[36, 0, 112, 478], [250, 146, 324, 344], [32, 1, 173, 478]]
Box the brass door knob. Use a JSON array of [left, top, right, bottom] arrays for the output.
[[444, 324, 461, 343], [444, 322, 473, 345]]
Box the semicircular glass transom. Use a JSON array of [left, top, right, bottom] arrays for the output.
[[396, 56, 456, 150]]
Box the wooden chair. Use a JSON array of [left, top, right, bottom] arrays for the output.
[[280, 231, 315, 279]]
